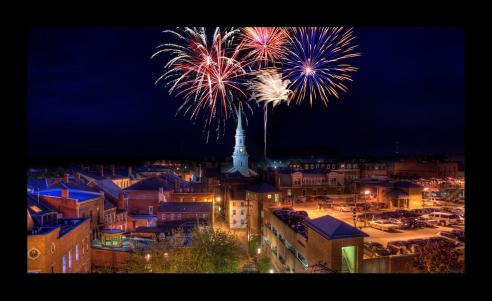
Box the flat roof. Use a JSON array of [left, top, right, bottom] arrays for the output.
[[303, 215, 368, 240], [38, 188, 102, 203]]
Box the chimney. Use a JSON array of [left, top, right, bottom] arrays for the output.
[[61, 185, 69, 199], [99, 165, 104, 177], [118, 192, 127, 210], [111, 164, 115, 177], [75, 172, 81, 181], [128, 166, 132, 177], [64, 173, 69, 183]]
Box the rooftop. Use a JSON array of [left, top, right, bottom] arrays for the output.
[[27, 194, 55, 216], [28, 218, 87, 237], [128, 214, 156, 221], [158, 202, 212, 213], [247, 183, 279, 193], [303, 215, 368, 240], [104, 199, 116, 210], [37, 188, 102, 203], [125, 173, 189, 191], [91, 178, 123, 200]]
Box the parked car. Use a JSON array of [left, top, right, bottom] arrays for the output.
[[369, 220, 400, 232], [422, 212, 461, 226]]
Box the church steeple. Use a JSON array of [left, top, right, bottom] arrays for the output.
[[231, 103, 249, 176]]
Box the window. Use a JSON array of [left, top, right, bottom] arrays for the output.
[[268, 194, 272, 199], [170, 214, 175, 221], [241, 202, 244, 207], [233, 219, 236, 225], [177, 213, 182, 220], [148, 206, 153, 215], [76, 244, 79, 261], [68, 250, 72, 268], [62, 256, 66, 273], [202, 213, 207, 219], [233, 209, 236, 216], [240, 210, 244, 215], [86, 236, 89, 251], [241, 219, 245, 225]]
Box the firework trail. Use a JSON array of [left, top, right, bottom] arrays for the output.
[[282, 27, 361, 106], [151, 27, 251, 141], [240, 27, 289, 68], [248, 68, 292, 158]]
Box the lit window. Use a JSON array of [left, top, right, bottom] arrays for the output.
[[68, 250, 72, 268], [240, 210, 244, 215], [177, 214, 182, 220], [241, 219, 245, 225], [76, 244, 79, 261], [232, 209, 236, 216], [268, 194, 272, 199], [62, 256, 66, 273], [202, 213, 207, 219]]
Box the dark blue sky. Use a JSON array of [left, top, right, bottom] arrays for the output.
[[28, 27, 464, 159]]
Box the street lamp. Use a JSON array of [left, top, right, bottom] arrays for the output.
[[269, 268, 274, 274], [257, 247, 261, 255], [145, 253, 151, 262]]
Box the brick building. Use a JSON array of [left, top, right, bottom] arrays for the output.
[[28, 196, 92, 273], [376, 181, 424, 209], [388, 158, 459, 178], [123, 173, 214, 217], [245, 183, 281, 238], [262, 208, 367, 273]]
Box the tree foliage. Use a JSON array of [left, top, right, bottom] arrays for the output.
[[414, 239, 464, 273], [123, 227, 244, 273]]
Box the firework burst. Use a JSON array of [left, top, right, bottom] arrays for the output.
[[282, 27, 361, 106], [240, 27, 288, 67], [248, 68, 292, 158], [151, 27, 251, 141]]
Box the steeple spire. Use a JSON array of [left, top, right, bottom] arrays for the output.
[[236, 102, 243, 133]]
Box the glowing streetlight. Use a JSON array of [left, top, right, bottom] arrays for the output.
[[257, 247, 261, 255], [216, 197, 221, 202], [145, 254, 151, 262], [364, 190, 370, 195], [269, 269, 274, 273]]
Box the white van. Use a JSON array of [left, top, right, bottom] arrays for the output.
[[422, 212, 461, 226]]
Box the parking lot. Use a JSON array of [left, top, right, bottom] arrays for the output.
[[291, 203, 464, 247]]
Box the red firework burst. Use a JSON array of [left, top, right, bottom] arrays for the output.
[[240, 27, 288, 65]]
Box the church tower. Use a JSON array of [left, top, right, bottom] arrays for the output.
[[231, 103, 249, 176]]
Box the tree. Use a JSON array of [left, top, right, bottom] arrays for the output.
[[414, 239, 464, 273], [123, 227, 244, 273], [257, 255, 272, 273]]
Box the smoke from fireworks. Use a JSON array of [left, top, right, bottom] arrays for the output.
[[151, 27, 250, 141], [240, 27, 288, 67], [282, 27, 361, 106], [248, 68, 292, 158]]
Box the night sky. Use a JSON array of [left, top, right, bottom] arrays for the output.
[[28, 27, 464, 160]]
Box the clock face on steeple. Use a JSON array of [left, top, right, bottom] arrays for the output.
[[240, 148, 244, 153]]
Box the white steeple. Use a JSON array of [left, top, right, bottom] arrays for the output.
[[232, 103, 249, 176]]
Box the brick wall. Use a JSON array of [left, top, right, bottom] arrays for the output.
[[27, 219, 91, 273], [91, 248, 131, 269]]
